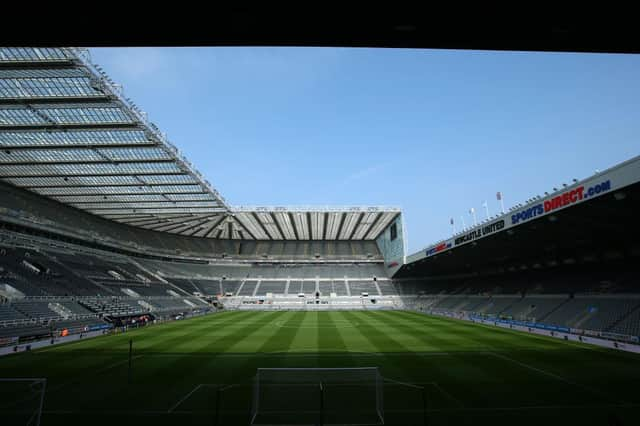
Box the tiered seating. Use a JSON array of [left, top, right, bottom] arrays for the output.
[[332, 280, 349, 296], [79, 298, 147, 317], [140, 260, 387, 281], [127, 286, 174, 297], [0, 304, 27, 323], [287, 280, 303, 294], [191, 279, 221, 295], [0, 324, 49, 339], [576, 297, 640, 331], [12, 301, 61, 321], [168, 278, 200, 294], [16, 250, 103, 296], [146, 298, 191, 312], [221, 280, 241, 295], [392, 279, 464, 295], [302, 281, 316, 294], [238, 281, 258, 296], [57, 300, 95, 316], [610, 307, 640, 337], [318, 281, 333, 295], [472, 296, 520, 315], [433, 296, 471, 311], [1, 247, 98, 296], [348, 281, 379, 295], [256, 281, 287, 295], [0, 273, 46, 296], [499, 296, 567, 321], [186, 297, 209, 307], [377, 281, 398, 295]]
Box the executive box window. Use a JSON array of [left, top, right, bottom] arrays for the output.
[[390, 223, 397, 241]]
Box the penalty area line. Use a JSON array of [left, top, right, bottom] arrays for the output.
[[167, 383, 205, 413], [487, 351, 626, 405], [48, 354, 144, 394]]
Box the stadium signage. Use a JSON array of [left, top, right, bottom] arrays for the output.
[[425, 241, 452, 256], [470, 315, 570, 333], [511, 179, 611, 225], [454, 219, 504, 246], [411, 156, 640, 264]]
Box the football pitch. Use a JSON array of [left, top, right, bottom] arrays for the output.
[[1, 310, 639, 426]]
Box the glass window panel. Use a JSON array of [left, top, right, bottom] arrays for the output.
[[4, 175, 143, 186], [71, 201, 220, 209], [0, 108, 47, 125], [0, 149, 104, 163], [90, 208, 219, 215], [0, 162, 181, 175], [165, 193, 214, 201], [96, 147, 171, 161], [0, 77, 104, 99], [0, 48, 71, 62], [0, 69, 87, 79], [139, 175, 196, 184], [55, 194, 169, 203], [0, 130, 149, 146], [34, 184, 205, 196], [39, 107, 133, 124]]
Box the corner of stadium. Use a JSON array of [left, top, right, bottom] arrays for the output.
[[0, 47, 639, 426]]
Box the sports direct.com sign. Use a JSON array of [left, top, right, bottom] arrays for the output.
[[412, 156, 640, 263], [423, 179, 615, 258], [511, 179, 611, 225]]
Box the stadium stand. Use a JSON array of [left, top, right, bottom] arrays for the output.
[[0, 47, 639, 351], [255, 281, 287, 295], [611, 306, 640, 337], [0, 304, 27, 323], [348, 280, 380, 296], [238, 281, 258, 296], [221, 280, 242, 295]]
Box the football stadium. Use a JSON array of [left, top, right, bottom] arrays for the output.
[[0, 47, 639, 426]]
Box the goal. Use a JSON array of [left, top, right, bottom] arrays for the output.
[[250, 367, 383, 425], [0, 378, 46, 426]]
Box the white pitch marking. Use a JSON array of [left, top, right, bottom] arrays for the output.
[[48, 354, 144, 393], [430, 382, 465, 408], [167, 383, 204, 413], [487, 351, 625, 404]]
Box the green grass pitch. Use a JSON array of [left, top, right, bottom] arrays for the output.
[[1, 310, 639, 425]]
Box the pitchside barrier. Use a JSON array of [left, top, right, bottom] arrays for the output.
[[426, 310, 640, 354], [0, 378, 46, 426]]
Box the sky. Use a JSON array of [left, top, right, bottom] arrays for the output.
[[89, 47, 640, 254]]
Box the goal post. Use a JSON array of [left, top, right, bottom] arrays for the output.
[[0, 378, 46, 426], [250, 367, 383, 425]]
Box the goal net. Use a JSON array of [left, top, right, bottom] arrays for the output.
[[250, 367, 383, 425], [0, 378, 46, 426]]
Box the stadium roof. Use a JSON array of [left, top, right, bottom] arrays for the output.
[[0, 48, 400, 240], [397, 155, 640, 276]]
